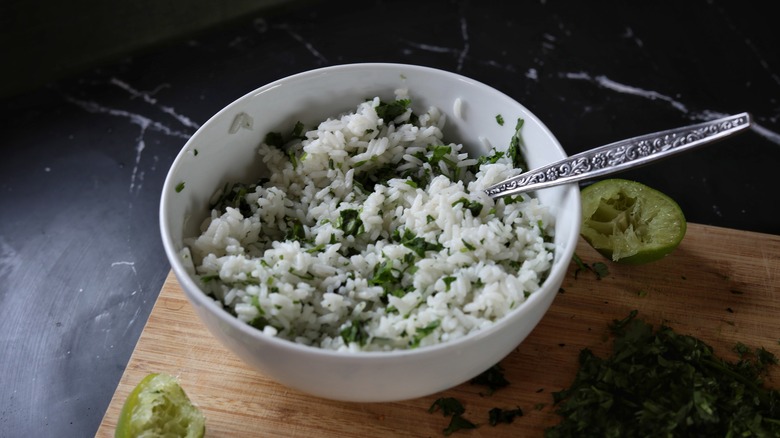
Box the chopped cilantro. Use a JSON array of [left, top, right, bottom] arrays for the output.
[[443, 415, 477, 436], [471, 364, 510, 395], [452, 198, 483, 217], [428, 397, 465, 416], [210, 182, 255, 217], [288, 268, 314, 280], [572, 253, 609, 280], [442, 276, 457, 291], [503, 195, 524, 205], [305, 243, 326, 254], [410, 320, 440, 348], [508, 118, 529, 170], [428, 145, 453, 166], [175, 181, 185, 193], [495, 114, 505, 126], [474, 149, 505, 168], [368, 260, 397, 287], [488, 407, 523, 426], [340, 319, 369, 346], [353, 161, 402, 191], [288, 149, 299, 170], [199, 274, 220, 283], [391, 228, 443, 256], [428, 398, 477, 436], [404, 236, 444, 257], [375, 98, 411, 123], [265, 121, 306, 148], [336, 209, 364, 237], [284, 216, 306, 241], [264, 131, 284, 148], [290, 120, 305, 139], [547, 312, 780, 437], [591, 262, 609, 279]]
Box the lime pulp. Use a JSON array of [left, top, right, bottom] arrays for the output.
[[115, 373, 205, 438], [580, 178, 687, 264]]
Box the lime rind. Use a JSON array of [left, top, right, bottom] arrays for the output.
[[116, 373, 206, 438], [580, 179, 686, 264]]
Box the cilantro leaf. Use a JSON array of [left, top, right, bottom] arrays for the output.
[[443, 415, 477, 436], [340, 319, 369, 346], [508, 118, 529, 170], [409, 320, 440, 348], [375, 99, 411, 122], [471, 364, 510, 395], [452, 198, 483, 217], [264, 131, 284, 148], [488, 407, 523, 426], [428, 397, 466, 416], [336, 209, 364, 237]]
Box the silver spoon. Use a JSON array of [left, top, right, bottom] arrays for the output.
[[484, 112, 752, 198]]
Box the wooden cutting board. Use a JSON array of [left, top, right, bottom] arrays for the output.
[[96, 223, 780, 437]]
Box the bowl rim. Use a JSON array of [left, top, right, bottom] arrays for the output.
[[159, 62, 581, 360]]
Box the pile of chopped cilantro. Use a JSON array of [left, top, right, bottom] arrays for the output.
[[546, 311, 780, 437]]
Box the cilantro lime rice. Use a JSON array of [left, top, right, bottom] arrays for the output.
[[180, 89, 555, 352]]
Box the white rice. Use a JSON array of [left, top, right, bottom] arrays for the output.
[[181, 90, 555, 352]]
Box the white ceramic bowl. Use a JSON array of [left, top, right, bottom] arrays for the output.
[[160, 63, 580, 402]]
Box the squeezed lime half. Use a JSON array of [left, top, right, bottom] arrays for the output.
[[115, 373, 205, 438], [580, 179, 687, 264]]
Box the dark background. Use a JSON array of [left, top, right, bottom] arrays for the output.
[[1, 0, 778, 436]]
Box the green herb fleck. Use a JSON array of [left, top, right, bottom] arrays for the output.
[[428, 398, 477, 436], [175, 182, 185, 193], [471, 364, 510, 395], [410, 320, 440, 348], [572, 253, 610, 280], [504, 195, 524, 205], [443, 415, 477, 436], [340, 319, 369, 346], [290, 121, 305, 139], [591, 262, 609, 279], [508, 118, 529, 170], [199, 274, 220, 283], [284, 216, 306, 241], [452, 198, 483, 217], [428, 397, 466, 416], [368, 260, 398, 288], [375, 99, 411, 123], [404, 237, 443, 257], [496, 114, 505, 126], [210, 182, 256, 217], [264, 131, 284, 148], [337, 209, 364, 237], [488, 407, 522, 426]]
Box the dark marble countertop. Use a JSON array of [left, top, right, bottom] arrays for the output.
[[2, 1, 778, 436]]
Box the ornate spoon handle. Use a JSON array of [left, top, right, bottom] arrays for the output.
[[485, 112, 752, 198]]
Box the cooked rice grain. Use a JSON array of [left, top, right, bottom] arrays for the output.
[[182, 91, 555, 352]]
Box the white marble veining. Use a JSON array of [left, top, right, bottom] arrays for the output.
[[65, 81, 197, 193]]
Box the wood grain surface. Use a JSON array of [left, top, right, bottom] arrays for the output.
[[96, 223, 780, 437]]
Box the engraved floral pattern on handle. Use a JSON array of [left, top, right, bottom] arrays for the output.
[[485, 113, 751, 198]]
